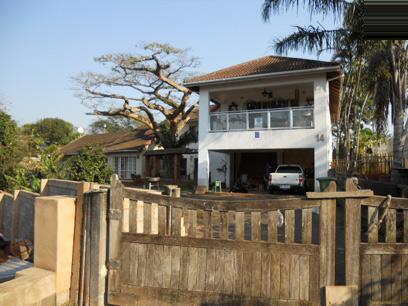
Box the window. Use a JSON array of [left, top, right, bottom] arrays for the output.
[[113, 156, 138, 179]]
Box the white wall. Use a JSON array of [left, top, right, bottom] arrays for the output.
[[197, 74, 332, 190]]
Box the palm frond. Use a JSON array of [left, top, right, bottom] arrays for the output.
[[273, 25, 347, 54], [262, 0, 346, 21]]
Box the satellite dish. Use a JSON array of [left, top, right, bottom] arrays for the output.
[[77, 127, 85, 134]]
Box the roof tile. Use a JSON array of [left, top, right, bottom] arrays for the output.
[[185, 55, 339, 85]]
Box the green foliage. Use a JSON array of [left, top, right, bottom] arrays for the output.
[[62, 146, 113, 183], [22, 118, 80, 148], [5, 145, 64, 192], [0, 110, 27, 190], [358, 128, 388, 155], [5, 167, 41, 193], [39, 145, 64, 177], [89, 117, 139, 134]]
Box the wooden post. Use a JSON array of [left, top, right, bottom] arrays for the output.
[[144, 156, 150, 177], [107, 175, 124, 304], [84, 191, 108, 306], [70, 181, 92, 304], [320, 180, 337, 288], [345, 178, 361, 287], [174, 154, 181, 184], [155, 156, 161, 177]]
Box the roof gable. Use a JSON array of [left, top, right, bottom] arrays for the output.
[[61, 129, 154, 156], [185, 55, 339, 86]]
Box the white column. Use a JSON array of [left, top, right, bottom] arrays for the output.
[[198, 89, 210, 187], [313, 77, 332, 190]]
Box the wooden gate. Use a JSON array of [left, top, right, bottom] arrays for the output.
[[106, 176, 337, 305], [344, 180, 408, 305]]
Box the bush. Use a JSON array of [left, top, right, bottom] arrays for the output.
[[62, 145, 113, 183]]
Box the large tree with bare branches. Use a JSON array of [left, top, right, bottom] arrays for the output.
[[75, 43, 200, 148]]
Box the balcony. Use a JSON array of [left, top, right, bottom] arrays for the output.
[[209, 106, 314, 132]]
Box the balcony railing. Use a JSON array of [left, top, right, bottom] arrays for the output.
[[209, 106, 314, 132]]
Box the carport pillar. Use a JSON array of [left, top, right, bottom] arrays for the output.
[[198, 89, 210, 188], [314, 77, 332, 191]]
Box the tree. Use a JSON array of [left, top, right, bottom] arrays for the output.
[[262, 0, 408, 168], [62, 146, 113, 183], [75, 42, 200, 148], [22, 117, 80, 148], [89, 117, 139, 134], [0, 110, 27, 189]]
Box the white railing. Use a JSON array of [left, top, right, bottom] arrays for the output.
[[209, 106, 314, 132]]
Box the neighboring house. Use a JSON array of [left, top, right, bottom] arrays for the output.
[[61, 129, 154, 180], [185, 55, 342, 190], [61, 127, 201, 182]]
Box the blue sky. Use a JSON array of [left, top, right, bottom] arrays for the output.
[[0, 0, 340, 129]]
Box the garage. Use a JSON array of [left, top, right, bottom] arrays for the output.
[[209, 149, 315, 192]]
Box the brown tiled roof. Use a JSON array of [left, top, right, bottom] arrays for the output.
[[61, 129, 154, 156], [185, 55, 339, 85]]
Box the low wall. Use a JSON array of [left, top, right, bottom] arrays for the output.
[[0, 267, 56, 306], [0, 195, 76, 306], [13, 190, 38, 242], [0, 192, 13, 240], [0, 190, 39, 242]]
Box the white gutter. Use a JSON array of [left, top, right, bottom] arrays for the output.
[[184, 65, 342, 88]]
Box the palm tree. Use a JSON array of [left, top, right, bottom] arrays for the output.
[[262, 0, 407, 168]]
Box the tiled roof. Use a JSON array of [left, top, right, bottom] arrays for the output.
[[61, 129, 154, 156], [185, 55, 339, 85]]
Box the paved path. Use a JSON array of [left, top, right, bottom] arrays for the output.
[[0, 257, 32, 283]]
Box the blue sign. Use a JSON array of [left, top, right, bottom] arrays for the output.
[[255, 131, 260, 138]]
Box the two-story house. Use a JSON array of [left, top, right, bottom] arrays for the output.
[[185, 56, 342, 191]]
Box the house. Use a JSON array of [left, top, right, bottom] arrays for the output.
[[61, 126, 200, 183], [61, 129, 154, 180], [185, 55, 342, 191]]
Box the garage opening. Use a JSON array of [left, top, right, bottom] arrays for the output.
[[209, 149, 314, 193]]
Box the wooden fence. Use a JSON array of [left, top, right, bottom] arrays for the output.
[[5, 177, 407, 305], [331, 154, 394, 177], [343, 181, 408, 305], [107, 176, 339, 305]]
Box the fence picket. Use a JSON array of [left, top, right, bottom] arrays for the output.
[[404, 210, 408, 243], [251, 211, 261, 241], [386, 209, 397, 243], [188, 210, 197, 238], [367, 206, 379, 243], [235, 212, 244, 241], [268, 211, 278, 243], [285, 209, 295, 243], [301, 208, 312, 244]]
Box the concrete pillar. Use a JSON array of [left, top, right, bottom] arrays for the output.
[[34, 195, 76, 305], [198, 89, 210, 187], [314, 77, 332, 190]]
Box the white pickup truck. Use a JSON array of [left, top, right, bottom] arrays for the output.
[[268, 164, 306, 194]]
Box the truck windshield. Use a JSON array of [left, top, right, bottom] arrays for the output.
[[276, 166, 302, 173]]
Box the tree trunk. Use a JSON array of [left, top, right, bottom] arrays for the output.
[[389, 41, 407, 168], [393, 106, 405, 168]]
